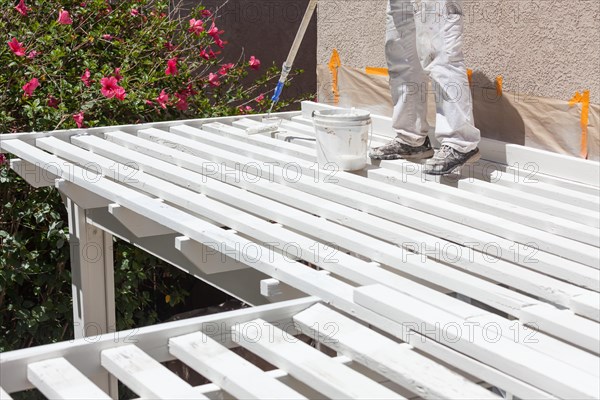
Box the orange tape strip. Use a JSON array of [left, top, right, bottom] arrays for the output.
[[467, 68, 473, 87], [496, 75, 503, 97], [365, 67, 389, 77], [569, 90, 590, 159], [328, 49, 341, 105]]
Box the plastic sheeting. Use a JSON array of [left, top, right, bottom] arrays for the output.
[[317, 64, 599, 161]]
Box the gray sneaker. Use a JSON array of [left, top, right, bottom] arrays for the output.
[[369, 136, 434, 160], [424, 145, 481, 175]]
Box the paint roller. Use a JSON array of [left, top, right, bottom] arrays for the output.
[[246, 0, 318, 135]]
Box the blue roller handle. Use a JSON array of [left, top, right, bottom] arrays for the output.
[[271, 81, 285, 103]]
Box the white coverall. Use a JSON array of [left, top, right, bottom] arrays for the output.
[[386, 0, 480, 152]]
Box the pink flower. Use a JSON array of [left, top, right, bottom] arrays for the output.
[[8, 38, 26, 57], [238, 105, 253, 113], [175, 94, 189, 111], [208, 73, 220, 87], [27, 50, 39, 59], [81, 69, 92, 86], [213, 36, 225, 49], [114, 67, 123, 82], [102, 34, 113, 40], [249, 56, 261, 70], [165, 57, 178, 76], [0, 154, 7, 166], [15, 0, 29, 16], [156, 90, 169, 109], [130, 8, 139, 16], [73, 112, 84, 128], [145, 99, 154, 106], [47, 95, 60, 108], [199, 47, 216, 60], [164, 42, 176, 51], [218, 63, 234, 75], [57, 10, 73, 25], [255, 93, 265, 102], [100, 76, 126, 100], [22, 77, 39, 97], [201, 9, 212, 17], [189, 18, 204, 35], [207, 23, 220, 38]]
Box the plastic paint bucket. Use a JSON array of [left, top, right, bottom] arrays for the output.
[[313, 108, 371, 171]]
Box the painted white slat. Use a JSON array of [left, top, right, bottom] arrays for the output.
[[231, 319, 404, 399], [162, 126, 582, 306], [75, 131, 548, 318], [151, 123, 600, 276], [411, 336, 558, 400], [519, 304, 600, 354], [169, 331, 307, 400], [27, 357, 110, 400], [354, 284, 600, 400], [59, 136, 600, 368], [293, 304, 499, 399], [1, 296, 317, 395], [377, 158, 600, 213], [0, 387, 12, 400], [101, 345, 205, 399], [156, 126, 599, 293], [368, 168, 599, 246], [198, 130, 598, 266], [570, 292, 600, 322]]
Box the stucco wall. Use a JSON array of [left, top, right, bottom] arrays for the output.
[[317, 0, 600, 103]]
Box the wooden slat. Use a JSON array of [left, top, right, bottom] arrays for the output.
[[101, 345, 204, 399], [368, 168, 599, 245], [0, 387, 13, 400], [4, 138, 595, 400], [231, 319, 403, 399], [159, 122, 600, 273], [1, 297, 317, 395], [293, 304, 499, 399], [27, 357, 110, 400], [571, 292, 600, 322], [354, 284, 600, 400], [64, 132, 580, 323], [169, 332, 307, 400], [182, 127, 598, 267], [520, 304, 600, 354]]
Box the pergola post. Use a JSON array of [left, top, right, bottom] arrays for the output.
[[66, 198, 118, 398]]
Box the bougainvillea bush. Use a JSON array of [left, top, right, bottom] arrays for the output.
[[0, 0, 308, 353], [1, 0, 303, 133]]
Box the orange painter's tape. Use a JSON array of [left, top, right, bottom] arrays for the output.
[[328, 49, 341, 105], [467, 68, 473, 87], [496, 75, 503, 97], [569, 90, 590, 159], [366, 67, 389, 77]]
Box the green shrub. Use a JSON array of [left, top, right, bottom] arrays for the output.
[[0, 0, 309, 353]]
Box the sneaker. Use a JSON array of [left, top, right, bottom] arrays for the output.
[[369, 136, 434, 160], [424, 145, 481, 175]]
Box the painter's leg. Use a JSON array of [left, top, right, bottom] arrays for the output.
[[415, 0, 480, 152], [370, 0, 433, 160]]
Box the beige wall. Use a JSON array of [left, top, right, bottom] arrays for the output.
[[317, 0, 600, 104]]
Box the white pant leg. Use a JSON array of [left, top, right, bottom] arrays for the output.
[[387, 0, 480, 152], [386, 0, 430, 147], [415, 0, 480, 152]]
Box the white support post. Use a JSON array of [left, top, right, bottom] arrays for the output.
[[66, 198, 117, 398]]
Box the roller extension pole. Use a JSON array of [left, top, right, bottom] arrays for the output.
[[268, 0, 318, 116]]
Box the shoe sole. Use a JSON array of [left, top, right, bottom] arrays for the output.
[[369, 148, 434, 161], [424, 150, 481, 175]]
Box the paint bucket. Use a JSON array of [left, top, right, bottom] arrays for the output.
[[313, 108, 371, 171]]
